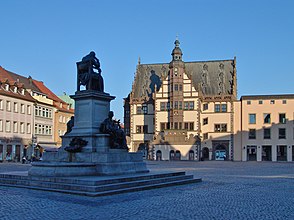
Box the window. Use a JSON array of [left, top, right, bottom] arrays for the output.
[[174, 84, 178, 91], [247, 100, 251, 105], [6, 121, 11, 132], [249, 129, 256, 139], [179, 122, 182, 129], [160, 123, 166, 131], [203, 133, 208, 140], [0, 120, 3, 131], [142, 105, 148, 114], [13, 121, 18, 133], [27, 123, 31, 134], [184, 122, 188, 130], [20, 122, 25, 133], [221, 104, 227, 112], [270, 100, 275, 104], [279, 113, 286, 124], [166, 102, 170, 110], [203, 103, 208, 111], [174, 101, 178, 109], [21, 104, 25, 114], [263, 113, 271, 124], [214, 124, 227, 132], [59, 115, 63, 123], [179, 101, 182, 110], [6, 101, 11, 111], [189, 101, 194, 110], [179, 84, 182, 91], [125, 110, 130, 118], [184, 102, 189, 110], [249, 114, 256, 124], [0, 100, 3, 110], [282, 100, 287, 104], [136, 106, 142, 114], [258, 100, 263, 104], [203, 118, 208, 125], [215, 104, 220, 112], [160, 102, 165, 111], [174, 122, 178, 129], [136, 125, 148, 133], [5, 84, 9, 91], [264, 128, 271, 139], [279, 128, 286, 139], [189, 122, 194, 131], [13, 102, 18, 112]]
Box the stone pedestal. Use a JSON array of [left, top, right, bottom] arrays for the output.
[[29, 90, 149, 177]]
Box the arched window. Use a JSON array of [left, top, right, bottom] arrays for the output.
[[175, 150, 181, 161], [156, 150, 162, 161], [170, 150, 175, 161]]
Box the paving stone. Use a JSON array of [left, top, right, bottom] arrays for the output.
[[0, 161, 293, 220]]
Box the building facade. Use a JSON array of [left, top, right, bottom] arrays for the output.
[[124, 40, 294, 162], [0, 66, 74, 161], [0, 78, 35, 162]]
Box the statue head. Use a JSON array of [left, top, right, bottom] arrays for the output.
[[89, 51, 96, 57], [108, 111, 114, 119]]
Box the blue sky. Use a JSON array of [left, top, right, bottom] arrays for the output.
[[1, 0, 293, 120]]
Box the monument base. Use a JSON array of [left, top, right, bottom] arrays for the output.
[[29, 149, 149, 177]]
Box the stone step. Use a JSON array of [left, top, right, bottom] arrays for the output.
[[0, 177, 201, 197], [0, 171, 186, 186], [0, 172, 202, 197], [0, 173, 193, 192]]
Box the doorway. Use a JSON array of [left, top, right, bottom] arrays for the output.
[[262, 145, 272, 161], [156, 150, 162, 161], [202, 147, 209, 160], [189, 150, 194, 161], [247, 145, 257, 161], [277, 145, 287, 161]]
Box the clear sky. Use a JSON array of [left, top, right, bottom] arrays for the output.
[[1, 0, 293, 120]]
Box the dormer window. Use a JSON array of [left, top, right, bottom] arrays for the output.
[[21, 89, 25, 95], [5, 84, 9, 91], [13, 87, 17, 93], [60, 103, 63, 108]]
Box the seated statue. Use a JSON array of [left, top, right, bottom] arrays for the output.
[[77, 51, 104, 92], [65, 116, 74, 135], [100, 111, 128, 150]]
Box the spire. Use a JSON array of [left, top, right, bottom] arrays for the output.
[[171, 37, 183, 61]]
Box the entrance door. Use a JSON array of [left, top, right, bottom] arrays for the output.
[[175, 150, 181, 161], [189, 150, 194, 161], [262, 146, 272, 161], [15, 145, 21, 162], [202, 147, 209, 160], [277, 145, 287, 161], [247, 146, 257, 161], [215, 150, 226, 161]]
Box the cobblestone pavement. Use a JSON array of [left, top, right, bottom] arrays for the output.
[[0, 161, 293, 220]]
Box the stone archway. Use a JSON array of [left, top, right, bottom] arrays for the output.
[[170, 150, 175, 161]]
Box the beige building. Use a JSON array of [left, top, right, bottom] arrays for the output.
[[240, 95, 294, 162], [0, 77, 35, 162], [124, 40, 293, 162]]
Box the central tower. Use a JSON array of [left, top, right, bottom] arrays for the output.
[[168, 38, 185, 130]]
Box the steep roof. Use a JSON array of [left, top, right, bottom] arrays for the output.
[[0, 66, 41, 92], [33, 79, 74, 113], [131, 59, 235, 99]]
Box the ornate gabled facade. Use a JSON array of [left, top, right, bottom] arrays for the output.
[[124, 40, 238, 160]]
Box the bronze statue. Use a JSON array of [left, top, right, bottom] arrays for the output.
[[77, 51, 104, 92], [65, 116, 74, 135], [100, 111, 128, 150]]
